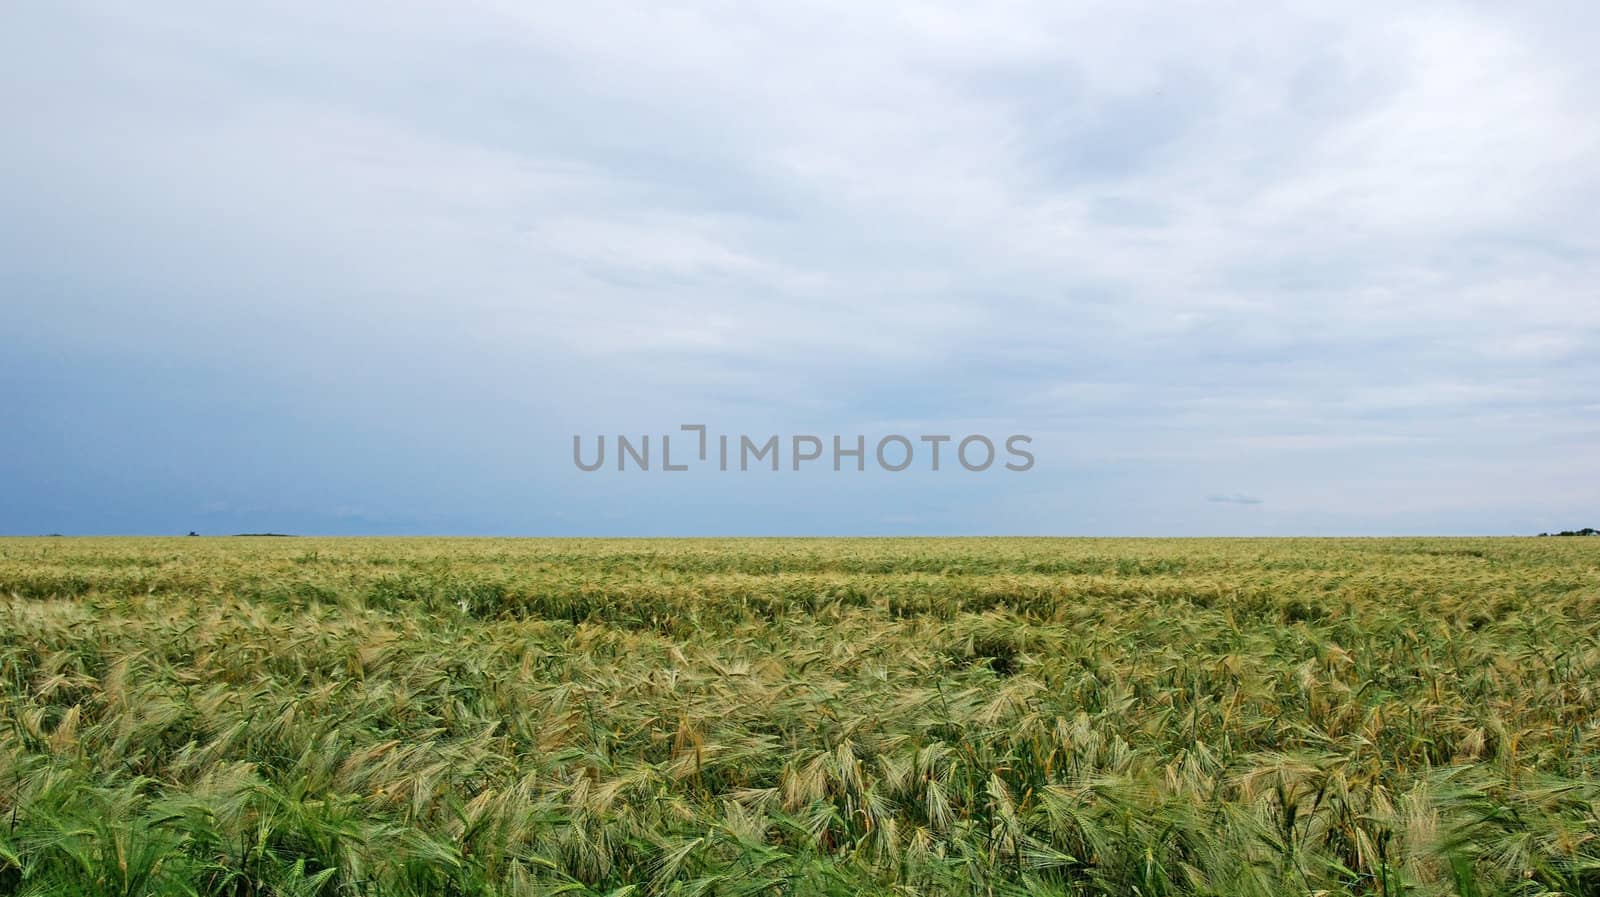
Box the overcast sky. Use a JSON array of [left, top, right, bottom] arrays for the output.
[[4, 2, 1598, 536]]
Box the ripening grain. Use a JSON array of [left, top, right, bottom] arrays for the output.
[[1, 537, 1598, 896]]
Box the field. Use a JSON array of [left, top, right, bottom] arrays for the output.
[[2, 537, 1599, 896]]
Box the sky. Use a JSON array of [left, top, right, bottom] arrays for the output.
[[3, 2, 1598, 536]]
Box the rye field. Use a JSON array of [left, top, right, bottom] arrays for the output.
[[1, 537, 1598, 897]]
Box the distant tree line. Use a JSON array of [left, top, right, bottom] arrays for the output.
[[1537, 527, 1599, 536]]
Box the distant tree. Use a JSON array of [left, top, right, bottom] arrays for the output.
[[187, 531, 199, 537]]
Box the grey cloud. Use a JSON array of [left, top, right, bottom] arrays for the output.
[[1, 1, 1598, 535]]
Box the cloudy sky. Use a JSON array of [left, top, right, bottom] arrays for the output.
[[4, 2, 1598, 535]]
